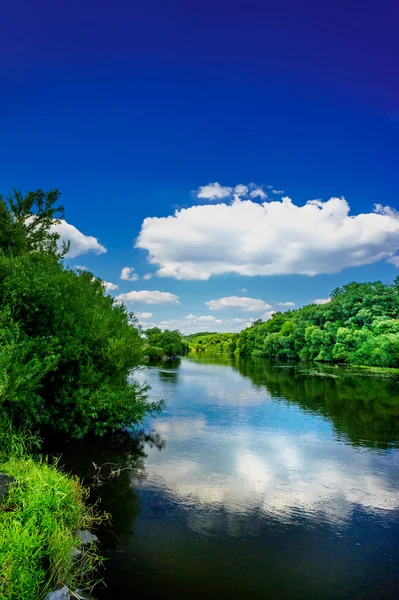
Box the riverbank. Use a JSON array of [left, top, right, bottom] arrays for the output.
[[0, 421, 103, 599]]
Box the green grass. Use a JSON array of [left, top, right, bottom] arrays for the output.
[[0, 418, 104, 599]]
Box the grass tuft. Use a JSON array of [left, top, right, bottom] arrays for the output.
[[0, 416, 105, 599]]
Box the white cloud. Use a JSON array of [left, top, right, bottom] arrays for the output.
[[135, 311, 153, 319], [250, 187, 267, 199], [74, 265, 87, 271], [277, 301, 295, 307], [387, 255, 399, 267], [156, 314, 223, 334], [103, 281, 119, 292], [261, 310, 275, 320], [136, 194, 399, 280], [196, 182, 232, 200], [120, 267, 139, 281], [115, 290, 179, 305], [271, 189, 284, 194], [143, 273, 152, 280], [313, 298, 331, 305], [206, 296, 271, 312], [188, 315, 222, 323], [238, 288, 247, 293], [234, 184, 248, 195], [52, 220, 106, 258]]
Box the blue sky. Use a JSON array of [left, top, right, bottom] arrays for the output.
[[1, 0, 399, 333]]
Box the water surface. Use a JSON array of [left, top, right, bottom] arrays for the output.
[[55, 356, 399, 599]]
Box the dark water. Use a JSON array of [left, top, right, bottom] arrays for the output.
[[52, 356, 399, 600]]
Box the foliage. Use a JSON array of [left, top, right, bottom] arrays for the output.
[[189, 332, 238, 354], [0, 188, 69, 259], [183, 332, 219, 342], [0, 188, 162, 437], [144, 327, 189, 360], [0, 418, 104, 599], [234, 280, 399, 368]]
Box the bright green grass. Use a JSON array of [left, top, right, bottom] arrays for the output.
[[0, 419, 104, 599]]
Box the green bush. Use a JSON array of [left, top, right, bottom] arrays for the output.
[[144, 327, 189, 360], [234, 280, 399, 368], [0, 188, 162, 437]]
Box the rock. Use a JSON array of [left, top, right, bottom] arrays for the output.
[[71, 547, 83, 560], [0, 473, 15, 500], [74, 530, 99, 545], [44, 586, 70, 600]]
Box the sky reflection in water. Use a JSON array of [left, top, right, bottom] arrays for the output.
[[136, 359, 399, 534]]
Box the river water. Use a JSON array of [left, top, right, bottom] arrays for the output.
[[53, 355, 399, 599]]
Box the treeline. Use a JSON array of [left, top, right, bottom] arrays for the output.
[[0, 188, 162, 438], [144, 327, 190, 361], [189, 280, 399, 368], [189, 332, 238, 354]]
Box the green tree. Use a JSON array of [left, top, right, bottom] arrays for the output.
[[0, 188, 69, 259]]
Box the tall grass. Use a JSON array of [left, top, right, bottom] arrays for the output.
[[0, 416, 104, 599]]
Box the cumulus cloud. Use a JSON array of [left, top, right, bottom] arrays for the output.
[[115, 290, 179, 304], [52, 220, 106, 258], [196, 182, 232, 200], [187, 314, 222, 323], [120, 267, 139, 281], [250, 188, 267, 199], [277, 301, 296, 307], [261, 311, 275, 320], [103, 281, 119, 292], [156, 314, 223, 334], [206, 296, 271, 312], [135, 311, 153, 319], [234, 184, 248, 195], [387, 255, 399, 267], [313, 298, 331, 305], [136, 194, 399, 280], [143, 273, 152, 280]]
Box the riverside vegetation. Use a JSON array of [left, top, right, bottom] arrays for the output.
[[143, 327, 189, 361], [0, 188, 166, 598], [187, 280, 399, 369]]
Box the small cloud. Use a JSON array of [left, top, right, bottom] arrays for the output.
[[205, 296, 271, 312], [115, 290, 180, 305], [74, 265, 87, 271], [120, 267, 139, 281], [135, 311, 153, 319], [313, 298, 331, 305], [143, 273, 152, 280], [53, 221, 106, 258], [103, 281, 119, 292], [271, 189, 284, 194], [196, 182, 232, 201], [238, 288, 247, 293], [234, 184, 248, 195], [249, 187, 267, 199], [261, 310, 276, 320], [277, 301, 295, 307], [387, 255, 399, 267]]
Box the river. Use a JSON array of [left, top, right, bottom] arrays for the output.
[[51, 355, 399, 599]]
